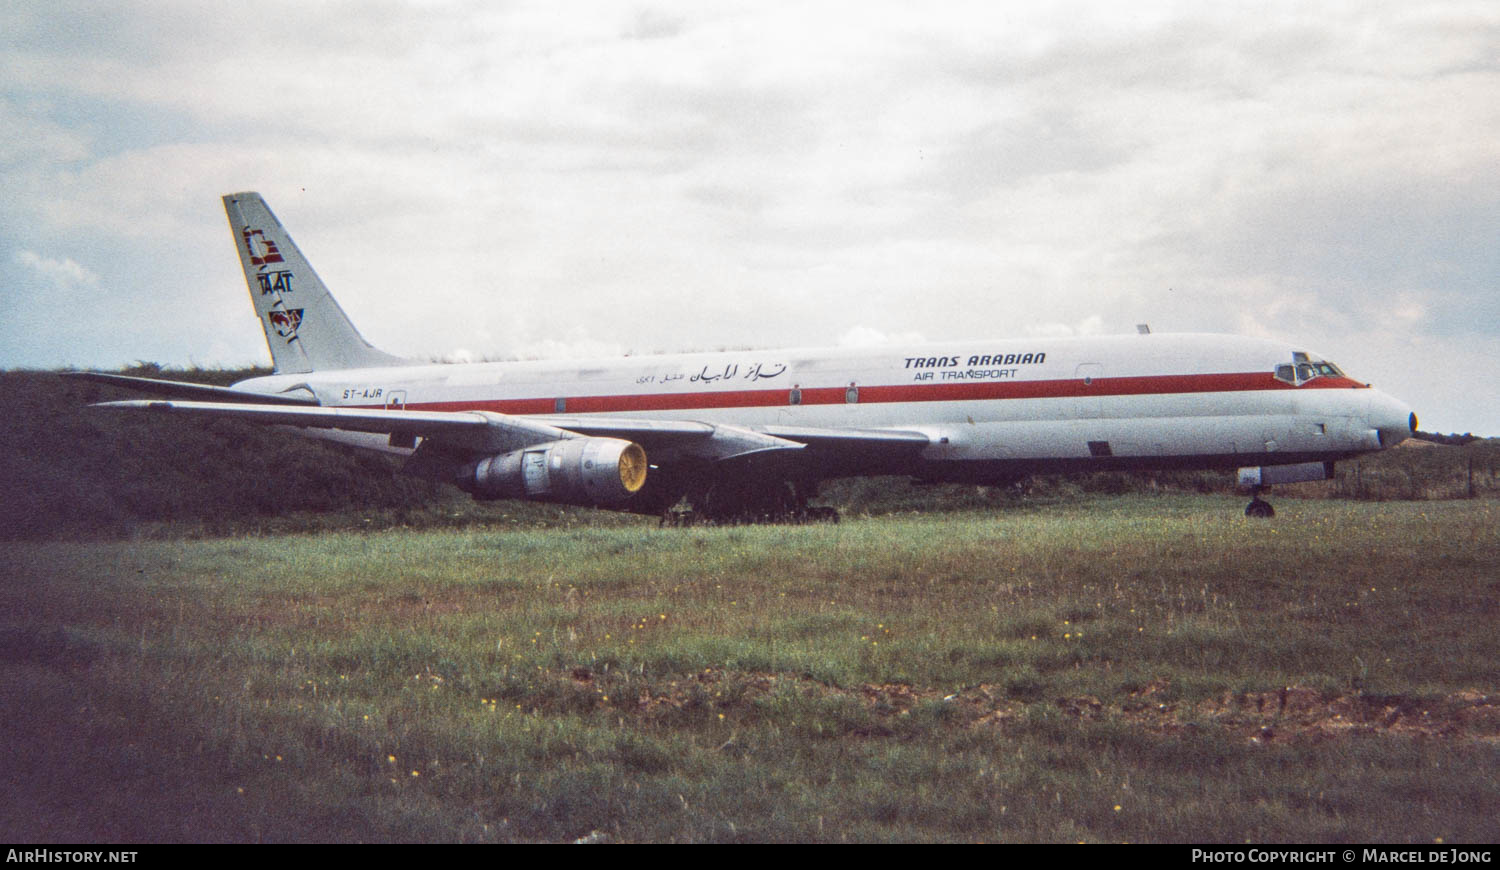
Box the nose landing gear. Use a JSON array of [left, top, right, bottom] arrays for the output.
[[1237, 464, 1334, 519], [1245, 489, 1276, 519]]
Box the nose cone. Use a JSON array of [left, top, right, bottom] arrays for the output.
[[1369, 390, 1416, 448]]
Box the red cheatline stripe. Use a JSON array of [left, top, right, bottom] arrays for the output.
[[349, 372, 1367, 415]]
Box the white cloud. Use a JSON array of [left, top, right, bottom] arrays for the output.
[[837, 326, 927, 347], [1025, 316, 1107, 339], [14, 250, 99, 291]]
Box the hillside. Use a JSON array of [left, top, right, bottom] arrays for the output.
[[1, 368, 468, 539]]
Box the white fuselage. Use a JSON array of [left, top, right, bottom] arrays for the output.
[[234, 332, 1414, 476]]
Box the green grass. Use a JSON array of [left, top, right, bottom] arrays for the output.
[[3, 496, 1498, 842]]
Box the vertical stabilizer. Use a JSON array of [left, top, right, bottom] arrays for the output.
[[223, 192, 408, 373]]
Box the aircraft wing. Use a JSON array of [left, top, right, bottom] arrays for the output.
[[92, 400, 565, 454], [92, 400, 930, 465]]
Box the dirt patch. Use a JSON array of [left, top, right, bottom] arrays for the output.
[[1184, 686, 1500, 742], [1071, 682, 1499, 742], [567, 667, 1499, 742], [624, 668, 795, 719]]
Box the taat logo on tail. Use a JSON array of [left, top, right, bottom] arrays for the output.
[[268, 306, 303, 342], [255, 271, 294, 295], [242, 228, 284, 266]]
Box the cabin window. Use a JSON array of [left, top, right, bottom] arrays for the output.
[[789, 386, 802, 406], [845, 384, 859, 404], [554, 397, 566, 413]]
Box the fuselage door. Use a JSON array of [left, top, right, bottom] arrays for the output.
[[1075, 363, 1104, 419], [383, 390, 416, 448]]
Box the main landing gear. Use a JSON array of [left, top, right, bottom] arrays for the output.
[[659, 476, 841, 527], [1244, 486, 1275, 519]]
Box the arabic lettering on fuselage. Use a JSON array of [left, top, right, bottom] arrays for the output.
[[635, 361, 788, 386]]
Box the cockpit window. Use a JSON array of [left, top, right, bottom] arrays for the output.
[[1275, 354, 1346, 386]]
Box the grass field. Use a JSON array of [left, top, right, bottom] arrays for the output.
[[3, 494, 1498, 842]]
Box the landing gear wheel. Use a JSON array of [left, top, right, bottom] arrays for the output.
[[1245, 498, 1275, 519], [662, 478, 840, 526]]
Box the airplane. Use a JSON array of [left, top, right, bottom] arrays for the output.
[[77, 191, 1417, 523]]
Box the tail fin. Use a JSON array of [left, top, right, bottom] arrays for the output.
[[223, 192, 408, 373]]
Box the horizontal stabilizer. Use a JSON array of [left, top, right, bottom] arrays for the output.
[[64, 372, 318, 405]]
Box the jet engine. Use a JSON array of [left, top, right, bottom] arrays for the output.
[[461, 437, 648, 506]]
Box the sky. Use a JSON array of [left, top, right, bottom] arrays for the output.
[[2, 1, 1497, 435]]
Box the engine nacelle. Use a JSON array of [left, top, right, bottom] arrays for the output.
[[461, 438, 648, 506]]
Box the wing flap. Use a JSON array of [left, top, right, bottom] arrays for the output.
[[524, 416, 930, 455], [524, 416, 716, 442], [758, 424, 931, 450], [526, 415, 803, 461]]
